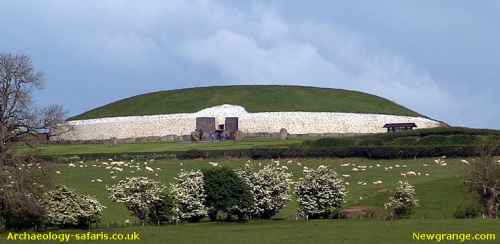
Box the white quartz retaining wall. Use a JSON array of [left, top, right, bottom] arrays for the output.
[[54, 105, 442, 141]]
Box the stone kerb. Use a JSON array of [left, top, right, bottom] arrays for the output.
[[54, 104, 442, 142]]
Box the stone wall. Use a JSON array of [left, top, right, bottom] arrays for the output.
[[53, 104, 443, 141]]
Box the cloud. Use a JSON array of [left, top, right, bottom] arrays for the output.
[[1, 0, 498, 128], [181, 29, 347, 83], [179, 11, 454, 120]]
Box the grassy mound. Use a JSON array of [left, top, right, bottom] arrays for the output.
[[69, 85, 421, 120]]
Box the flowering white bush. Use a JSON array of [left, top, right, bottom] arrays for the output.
[[170, 170, 207, 222], [44, 185, 105, 228], [0, 162, 50, 230], [237, 161, 293, 219], [296, 165, 347, 219], [384, 181, 419, 219], [107, 177, 169, 223]]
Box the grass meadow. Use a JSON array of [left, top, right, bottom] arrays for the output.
[[20, 138, 303, 156], [50, 157, 472, 223], [2, 220, 498, 244], [2, 156, 499, 244]]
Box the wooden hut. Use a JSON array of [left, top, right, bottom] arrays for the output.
[[383, 123, 417, 133]]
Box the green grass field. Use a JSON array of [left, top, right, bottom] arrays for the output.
[[2, 220, 498, 244], [2, 157, 499, 244], [21, 138, 303, 156], [69, 85, 420, 120], [49, 157, 472, 224]]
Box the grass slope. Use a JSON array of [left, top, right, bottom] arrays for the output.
[[21, 138, 304, 156], [51, 157, 470, 225], [69, 85, 420, 120], [3, 157, 495, 244]]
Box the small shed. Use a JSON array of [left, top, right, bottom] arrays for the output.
[[383, 123, 417, 133]]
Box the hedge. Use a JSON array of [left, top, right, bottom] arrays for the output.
[[41, 149, 250, 162], [303, 129, 499, 148], [42, 145, 499, 162], [246, 146, 495, 159]]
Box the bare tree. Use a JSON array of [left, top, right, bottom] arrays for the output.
[[0, 53, 66, 165], [465, 139, 500, 218], [39, 104, 69, 138]]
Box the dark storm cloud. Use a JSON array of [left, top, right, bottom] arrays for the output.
[[1, 0, 498, 128]]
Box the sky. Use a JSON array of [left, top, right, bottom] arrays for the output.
[[1, 0, 499, 129]]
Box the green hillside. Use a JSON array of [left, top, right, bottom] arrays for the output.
[[69, 85, 421, 120]]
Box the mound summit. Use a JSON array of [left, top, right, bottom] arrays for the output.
[[70, 85, 421, 120]]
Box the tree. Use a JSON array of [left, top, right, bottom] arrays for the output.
[[170, 169, 207, 223], [203, 167, 253, 221], [0, 158, 51, 230], [0, 53, 66, 165], [237, 161, 293, 219], [295, 165, 346, 219], [465, 139, 500, 218], [107, 177, 174, 225], [384, 181, 419, 219], [0, 53, 65, 230], [44, 185, 105, 228]]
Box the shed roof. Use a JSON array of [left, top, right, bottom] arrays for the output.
[[383, 123, 417, 128]]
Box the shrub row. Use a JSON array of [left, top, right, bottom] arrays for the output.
[[110, 171, 254, 225], [0, 184, 104, 230], [109, 164, 349, 224], [46, 144, 500, 162], [43, 149, 249, 162], [303, 132, 499, 148], [109, 166, 421, 223], [247, 146, 500, 159], [384, 127, 500, 137]]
